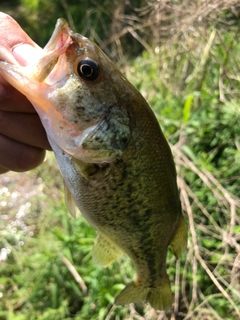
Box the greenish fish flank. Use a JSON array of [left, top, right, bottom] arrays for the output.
[[0, 18, 188, 310]]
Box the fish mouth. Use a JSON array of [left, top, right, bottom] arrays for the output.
[[44, 18, 71, 53], [0, 18, 73, 94], [32, 18, 73, 83]]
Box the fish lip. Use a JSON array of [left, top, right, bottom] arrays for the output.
[[44, 18, 72, 53], [69, 31, 88, 43], [33, 19, 73, 83]]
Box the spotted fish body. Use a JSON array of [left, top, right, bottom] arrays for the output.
[[0, 19, 187, 310]]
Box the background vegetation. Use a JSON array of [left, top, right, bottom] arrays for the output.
[[0, 0, 240, 319]]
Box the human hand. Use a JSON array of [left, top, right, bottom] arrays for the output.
[[0, 12, 51, 174]]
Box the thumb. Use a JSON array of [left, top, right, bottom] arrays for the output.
[[0, 12, 42, 65], [13, 43, 43, 66]]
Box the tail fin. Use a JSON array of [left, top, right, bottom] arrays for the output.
[[115, 277, 172, 310]]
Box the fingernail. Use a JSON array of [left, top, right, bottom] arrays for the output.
[[12, 43, 43, 65]]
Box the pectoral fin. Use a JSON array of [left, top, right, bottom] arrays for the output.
[[72, 157, 98, 179], [72, 157, 111, 179], [63, 180, 78, 219], [92, 233, 123, 267], [170, 214, 188, 259]]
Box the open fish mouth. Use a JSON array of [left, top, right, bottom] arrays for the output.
[[0, 18, 76, 109], [44, 18, 71, 53], [32, 18, 73, 84], [0, 18, 73, 85]]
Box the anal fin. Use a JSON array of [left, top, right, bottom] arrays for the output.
[[170, 214, 188, 259], [92, 233, 123, 267]]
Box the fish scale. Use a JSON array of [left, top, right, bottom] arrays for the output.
[[0, 18, 188, 310]]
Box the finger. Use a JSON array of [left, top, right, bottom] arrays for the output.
[[0, 13, 43, 85], [0, 12, 41, 52], [0, 13, 42, 66], [0, 110, 51, 150], [0, 167, 9, 174], [0, 134, 46, 172], [0, 13, 43, 113], [13, 43, 43, 66], [0, 83, 36, 113]]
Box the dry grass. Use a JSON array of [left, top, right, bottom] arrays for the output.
[[174, 145, 240, 319]]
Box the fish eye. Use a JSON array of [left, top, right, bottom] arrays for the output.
[[77, 58, 99, 81]]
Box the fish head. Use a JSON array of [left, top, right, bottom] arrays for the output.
[[0, 18, 131, 163]]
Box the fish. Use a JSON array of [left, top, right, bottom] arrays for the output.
[[0, 18, 188, 310]]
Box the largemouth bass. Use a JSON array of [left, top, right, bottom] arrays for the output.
[[0, 18, 187, 310]]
